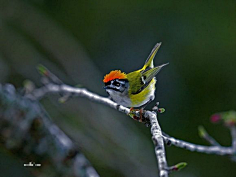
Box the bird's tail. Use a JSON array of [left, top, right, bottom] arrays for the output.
[[143, 42, 162, 69]]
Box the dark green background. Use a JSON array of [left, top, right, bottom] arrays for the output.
[[0, 0, 236, 176]]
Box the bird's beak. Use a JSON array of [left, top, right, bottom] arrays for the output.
[[104, 85, 113, 90]]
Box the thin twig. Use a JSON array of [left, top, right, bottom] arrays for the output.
[[198, 126, 221, 146], [162, 134, 234, 155], [27, 84, 130, 114]]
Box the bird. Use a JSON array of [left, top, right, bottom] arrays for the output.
[[103, 42, 168, 109]]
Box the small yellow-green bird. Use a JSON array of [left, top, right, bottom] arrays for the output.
[[103, 42, 168, 108]]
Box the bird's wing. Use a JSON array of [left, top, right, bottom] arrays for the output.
[[130, 64, 167, 94], [141, 63, 168, 85]]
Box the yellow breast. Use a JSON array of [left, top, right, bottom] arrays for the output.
[[129, 78, 156, 107]]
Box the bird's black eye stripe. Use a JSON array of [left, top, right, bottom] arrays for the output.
[[104, 79, 128, 90], [105, 81, 111, 86]]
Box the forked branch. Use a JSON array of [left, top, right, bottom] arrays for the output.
[[25, 65, 236, 176]]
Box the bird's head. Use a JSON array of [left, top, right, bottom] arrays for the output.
[[103, 70, 128, 93]]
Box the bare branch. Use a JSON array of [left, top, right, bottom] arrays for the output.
[[162, 134, 234, 155], [26, 65, 172, 176], [23, 65, 236, 175], [147, 111, 168, 177], [27, 82, 170, 176], [198, 126, 221, 146]]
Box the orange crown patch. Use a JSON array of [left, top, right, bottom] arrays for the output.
[[103, 70, 127, 83]]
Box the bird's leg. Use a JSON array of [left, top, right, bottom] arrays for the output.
[[139, 108, 144, 121], [129, 107, 142, 122], [129, 107, 148, 123], [129, 99, 154, 124]]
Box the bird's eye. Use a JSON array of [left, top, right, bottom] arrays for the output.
[[114, 82, 120, 87]]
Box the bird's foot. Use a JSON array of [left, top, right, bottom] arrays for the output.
[[128, 108, 150, 126], [128, 107, 142, 122]]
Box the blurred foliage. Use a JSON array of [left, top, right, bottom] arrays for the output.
[[0, 84, 99, 177], [0, 0, 236, 176]]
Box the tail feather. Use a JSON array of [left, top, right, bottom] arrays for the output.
[[143, 42, 162, 69]]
